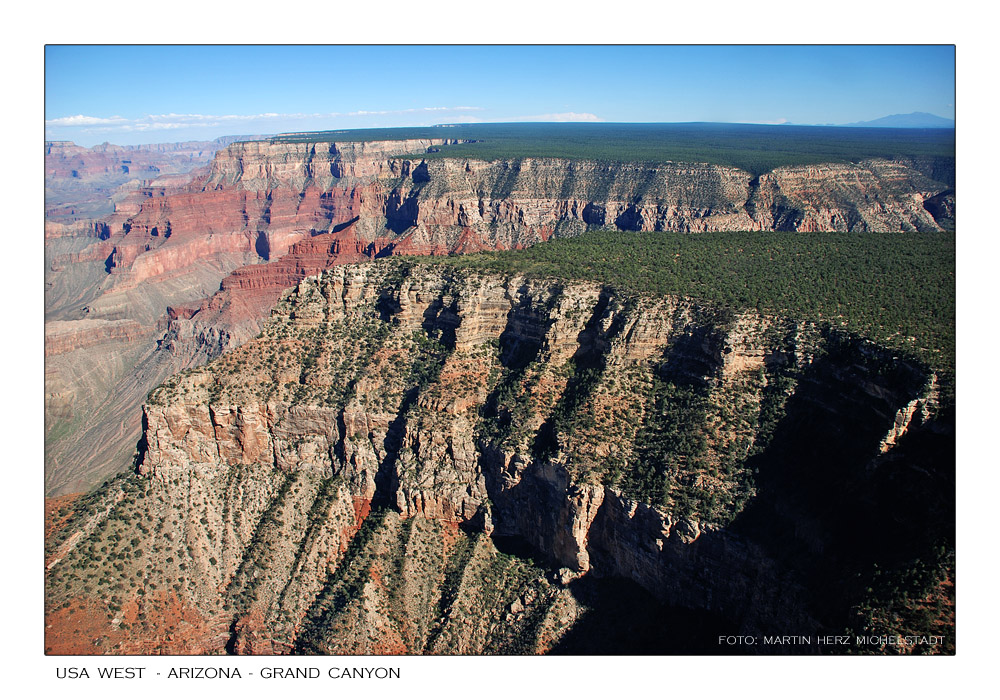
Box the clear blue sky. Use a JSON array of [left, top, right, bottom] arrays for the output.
[[45, 45, 956, 146]]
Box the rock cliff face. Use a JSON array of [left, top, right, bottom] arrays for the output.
[[390, 156, 951, 238], [34, 262, 953, 653], [190, 142, 953, 251], [138, 142, 954, 362], [44, 135, 954, 496], [45, 140, 221, 181], [44, 138, 246, 221], [45, 319, 147, 357]]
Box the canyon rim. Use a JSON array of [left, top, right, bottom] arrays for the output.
[[42, 46, 957, 665]]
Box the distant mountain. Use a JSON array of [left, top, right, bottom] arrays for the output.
[[842, 112, 955, 129]]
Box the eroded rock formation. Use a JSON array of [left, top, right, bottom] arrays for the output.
[[44, 262, 953, 654], [44, 138, 249, 221], [44, 135, 954, 496]]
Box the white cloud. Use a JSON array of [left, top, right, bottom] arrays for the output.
[[144, 112, 318, 123], [44, 114, 128, 126], [131, 122, 222, 131], [45, 106, 484, 138], [45, 106, 487, 135]]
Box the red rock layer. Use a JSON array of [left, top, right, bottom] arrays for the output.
[[170, 224, 386, 326], [45, 319, 149, 357], [93, 179, 392, 290], [45, 140, 222, 180]]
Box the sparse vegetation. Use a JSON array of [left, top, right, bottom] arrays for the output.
[[49, 225, 954, 655]]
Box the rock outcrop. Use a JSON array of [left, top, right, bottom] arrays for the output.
[[133, 142, 955, 361], [54, 262, 941, 654], [44, 261, 954, 654], [45, 139, 221, 181], [44, 138, 248, 221], [44, 131, 957, 653], [45, 135, 955, 497]]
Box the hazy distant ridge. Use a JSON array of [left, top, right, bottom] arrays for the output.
[[840, 112, 955, 128]]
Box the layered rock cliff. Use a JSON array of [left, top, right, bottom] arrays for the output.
[[144, 143, 955, 362], [45, 135, 955, 496], [45, 261, 952, 654], [44, 138, 248, 221]]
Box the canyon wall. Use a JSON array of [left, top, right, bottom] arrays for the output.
[[45, 136, 954, 495], [45, 139, 224, 181], [44, 138, 252, 221], [87, 263, 945, 652], [123, 142, 956, 361]]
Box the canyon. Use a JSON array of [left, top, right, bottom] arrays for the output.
[[43, 132, 954, 654], [44, 135, 955, 497], [44, 262, 954, 654], [44, 137, 260, 222]]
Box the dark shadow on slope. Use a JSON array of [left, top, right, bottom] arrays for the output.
[[726, 332, 953, 632], [385, 189, 420, 234], [131, 411, 149, 473], [421, 291, 460, 352], [477, 283, 559, 442], [330, 215, 360, 234], [620, 313, 731, 506], [659, 315, 729, 387], [922, 189, 955, 231], [293, 508, 390, 654], [374, 279, 458, 509], [254, 231, 270, 260], [549, 576, 739, 655], [224, 618, 240, 655], [372, 391, 415, 510], [532, 287, 626, 460], [491, 533, 547, 562], [574, 327, 955, 647], [411, 161, 431, 184]]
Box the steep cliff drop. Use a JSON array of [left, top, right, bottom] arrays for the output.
[[45, 134, 955, 497], [44, 138, 253, 222], [45, 138, 464, 494], [45, 262, 954, 655]]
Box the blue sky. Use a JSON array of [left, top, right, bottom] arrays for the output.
[[45, 45, 955, 146]]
